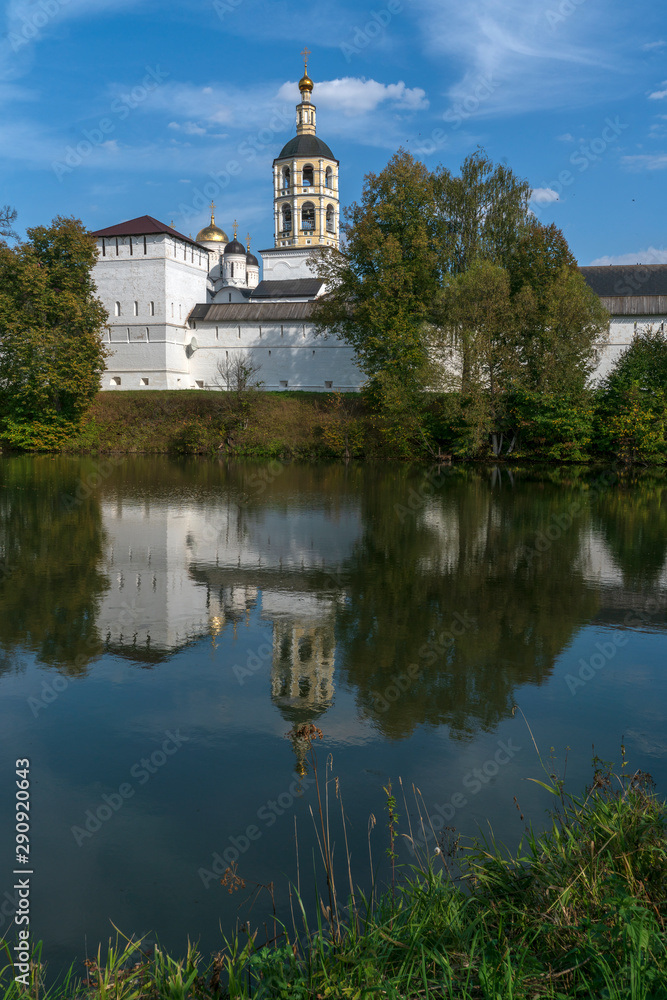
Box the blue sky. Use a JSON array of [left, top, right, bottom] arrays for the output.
[[1, 0, 666, 265]]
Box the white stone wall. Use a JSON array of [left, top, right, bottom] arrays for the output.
[[592, 316, 667, 383], [93, 233, 210, 390], [187, 319, 363, 391], [261, 247, 319, 282]]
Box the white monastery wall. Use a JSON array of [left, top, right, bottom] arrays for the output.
[[186, 319, 361, 391], [94, 233, 210, 390], [592, 316, 667, 383]]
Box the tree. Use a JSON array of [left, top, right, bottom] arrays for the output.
[[594, 325, 667, 464], [506, 220, 608, 396], [428, 260, 523, 455], [0, 205, 17, 240], [213, 351, 263, 430], [311, 149, 440, 397], [0, 215, 108, 450], [432, 148, 532, 276]]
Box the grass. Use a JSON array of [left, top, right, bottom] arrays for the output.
[[2, 739, 666, 999], [63, 390, 369, 459]]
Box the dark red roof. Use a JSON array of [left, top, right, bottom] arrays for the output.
[[90, 215, 205, 249]]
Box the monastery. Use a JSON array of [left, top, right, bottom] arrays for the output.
[[90, 56, 667, 392]]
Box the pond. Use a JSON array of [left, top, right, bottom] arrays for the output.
[[0, 456, 666, 976]]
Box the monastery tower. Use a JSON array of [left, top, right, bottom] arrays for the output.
[[272, 50, 339, 251]]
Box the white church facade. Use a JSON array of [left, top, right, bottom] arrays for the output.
[[90, 56, 667, 393]]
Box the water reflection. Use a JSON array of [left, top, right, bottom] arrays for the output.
[[0, 458, 666, 743], [0, 458, 108, 675]]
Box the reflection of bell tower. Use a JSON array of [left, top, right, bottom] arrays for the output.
[[272, 49, 340, 250], [271, 620, 335, 773]]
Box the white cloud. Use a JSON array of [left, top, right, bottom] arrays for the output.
[[530, 187, 560, 203], [622, 153, 667, 170], [276, 77, 428, 116], [556, 132, 575, 142], [414, 0, 622, 117], [643, 40, 666, 51], [648, 85, 667, 100], [589, 247, 667, 265], [168, 121, 207, 136]]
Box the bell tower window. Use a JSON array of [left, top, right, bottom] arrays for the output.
[[301, 202, 315, 231], [282, 166, 290, 189], [325, 166, 333, 189], [326, 205, 335, 233], [281, 204, 292, 232], [302, 164, 314, 187]]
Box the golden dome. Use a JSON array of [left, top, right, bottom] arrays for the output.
[[299, 73, 314, 94], [196, 205, 229, 244], [196, 222, 229, 243]]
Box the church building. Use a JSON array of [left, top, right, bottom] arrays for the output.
[[90, 54, 667, 393], [91, 54, 363, 392]]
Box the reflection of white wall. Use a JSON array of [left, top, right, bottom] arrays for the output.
[[97, 499, 361, 651], [577, 529, 624, 588]]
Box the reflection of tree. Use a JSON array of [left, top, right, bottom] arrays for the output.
[[337, 468, 600, 741], [0, 457, 108, 675], [591, 475, 667, 589]]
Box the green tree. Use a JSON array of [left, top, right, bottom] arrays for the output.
[[429, 223, 608, 456], [594, 326, 667, 464], [507, 221, 608, 396], [428, 260, 522, 455], [311, 149, 439, 397], [432, 148, 532, 276], [0, 215, 108, 450]]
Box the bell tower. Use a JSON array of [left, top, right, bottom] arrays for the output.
[[272, 50, 340, 251]]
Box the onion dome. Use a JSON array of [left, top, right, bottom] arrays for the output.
[[224, 239, 246, 255], [245, 234, 259, 267], [224, 219, 246, 255], [277, 134, 335, 160], [196, 204, 229, 244], [299, 47, 314, 94]]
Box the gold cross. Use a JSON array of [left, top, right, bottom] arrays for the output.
[[301, 46, 311, 71], [209, 200, 216, 218], [233, 219, 238, 239], [246, 233, 251, 251]]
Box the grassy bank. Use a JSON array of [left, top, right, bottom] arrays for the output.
[[2, 386, 666, 464], [64, 390, 367, 459], [3, 745, 666, 999]]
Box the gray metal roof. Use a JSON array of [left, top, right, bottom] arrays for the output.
[[190, 302, 317, 322], [580, 265, 667, 297], [251, 278, 324, 299], [275, 134, 337, 162]]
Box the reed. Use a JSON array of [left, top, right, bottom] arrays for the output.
[[2, 742, 665, 999]]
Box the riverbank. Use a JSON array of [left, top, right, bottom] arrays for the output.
[[1, 386, 666, 464], [3, 754, 666, 999], [64, 389, 367, 458]]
